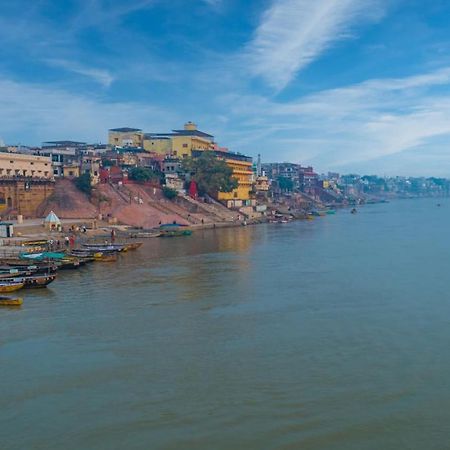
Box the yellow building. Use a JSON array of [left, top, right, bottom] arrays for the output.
[[193, 150, 254, 208], [0, 152, 52, 179], [143, 135, 172, 155], [108, 127, 144, 148], [62, 164, 80, 179], [143, 122, 215, 158]]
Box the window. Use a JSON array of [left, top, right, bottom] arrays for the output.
[[30, 162, 34, 165], [53, 169, 58, 175], [182, 143, 188, 148]]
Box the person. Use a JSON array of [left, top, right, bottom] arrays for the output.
[[69, 235, 75, 248], [64, 236, 70, 248], [201, 218, 204, 224], [111, 228, 116, 243]]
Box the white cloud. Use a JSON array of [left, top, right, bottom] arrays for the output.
[[213, 67, 450, 176], [245, 0, 385, 90], [0, 78, 178, 145], [45, 59, 115, 87]]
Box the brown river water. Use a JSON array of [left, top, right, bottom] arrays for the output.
[[2, 198, 450, 449]]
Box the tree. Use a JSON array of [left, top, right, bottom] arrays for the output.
[[75, 173, 92, 195], [278, 176, 294, 192], [128, 167, 159, 183], [182, 152, 238, 196], [162, 186, 178, 200]]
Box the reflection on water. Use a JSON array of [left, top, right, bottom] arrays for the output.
[[2, 199, 450, 450]]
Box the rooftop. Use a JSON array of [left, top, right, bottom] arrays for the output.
[[43, 140, 87, 147], [192, 149, 252, 163], [109, 127, 142, 133]]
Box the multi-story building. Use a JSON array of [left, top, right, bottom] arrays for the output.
[[0, 152, 54, 216], [299, 166, 319, 194], [143, 122, 215, 158], [38, 141, 85, 177], [0, 152, 52, 179], [192, 149, 254, 208], [108, 128, 144, 148], [80, 153, 101, 185]]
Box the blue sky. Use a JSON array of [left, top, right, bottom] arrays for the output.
[[1, 0, 450, 175]]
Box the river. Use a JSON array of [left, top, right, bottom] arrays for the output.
[[2, 198, 450, 449]]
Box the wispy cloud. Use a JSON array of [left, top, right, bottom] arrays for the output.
[[45, 59, 115, 87], [213, 67, 450, 175], [0, 78, 178, 145], [245, 0, 385, 90]]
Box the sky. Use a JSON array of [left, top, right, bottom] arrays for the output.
[[1, 0, 450, 176]]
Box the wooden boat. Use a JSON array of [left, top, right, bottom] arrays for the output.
[[124, 242, 143, 250], [0, 296, 23, 306], [82, 243, 125, 252], [0, 282, 25, 293], [130, 231, 161, 238], [2, 274, 57, 288], [94, 252, 118, 262], [0, 262, 58, 274], [158, 224, 192, 237], [55, 257, 81, 270]]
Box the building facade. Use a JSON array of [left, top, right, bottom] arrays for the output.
[[108, 128, 144, 148], [0, 152, 52, 179]]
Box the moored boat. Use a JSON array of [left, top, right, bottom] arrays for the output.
[[158, 223, 192, 237], [124, 242, 143, 250], [2, 274, 57, 288], [0, 296, 23, 306], [0, 282, 25, 293]]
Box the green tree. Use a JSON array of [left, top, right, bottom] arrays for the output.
[[162, 186, 178, 200], [182, 152, 238, 196], [128, 167, 159, 183], [278, 176, 294, 192], [75, 173, 92, 195]]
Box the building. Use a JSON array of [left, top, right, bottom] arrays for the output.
[[143, 122, 215, 158], [108, 128, 144, 148], [192, 150, 254, 208], [299, 166, 319, 194], [0, 152, 52, 179], [80, 153, 101, 185], [255, 175, 270, 193]]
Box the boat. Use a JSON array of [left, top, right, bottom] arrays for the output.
[[82, 243, 126, 252], [0, 296, 23, 306], [130, 231, 161, 238], [351, 208, 357, 214], [158, 223, 192, 237], [93, 252, 118, 262], [0, 282, 25, 293], [326, 210, 336, 215], [2, 274, 57, 288], [124, 242, 143, 251]]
